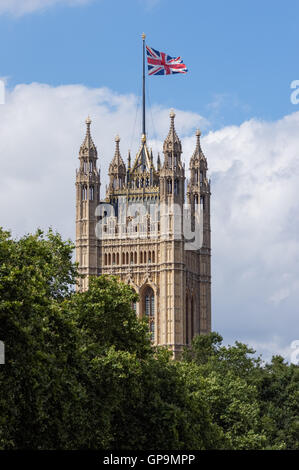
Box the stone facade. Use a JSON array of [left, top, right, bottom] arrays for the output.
[[75, 111, 211, 355]]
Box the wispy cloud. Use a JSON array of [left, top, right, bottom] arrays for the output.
[[0, 0, 93, 16], [137, 0, 161, 11]]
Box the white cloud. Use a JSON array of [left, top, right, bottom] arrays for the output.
[[0, 81, 298, 362], [0, 0, 92, 16]]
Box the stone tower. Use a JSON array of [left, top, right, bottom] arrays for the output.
[[75, 112, 211, 355], [75, 117, 101, 291]]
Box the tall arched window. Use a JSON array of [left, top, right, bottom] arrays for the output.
[[89, 186, 94, 200], [82, 185, 87, 200], [143, 286, 155, 341]]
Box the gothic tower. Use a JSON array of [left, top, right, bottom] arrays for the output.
[[159, 110, 186, 352], [186, 129, 212, 337], [75, 117, 101, 291], [75, 111, 211, 355]]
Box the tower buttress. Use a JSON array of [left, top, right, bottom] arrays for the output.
[[187, 129, 211, 335], [75, 117, 101, 291], [159, 110, 186, 355]]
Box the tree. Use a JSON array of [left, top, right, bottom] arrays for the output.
[[1, 227, 297, 450], [183, 333, 267, 449], [256, 356, 299, 449]]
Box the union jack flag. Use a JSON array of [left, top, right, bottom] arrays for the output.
[[146, 45, 188, 76]]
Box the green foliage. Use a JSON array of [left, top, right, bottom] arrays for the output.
[[183, 333, 299, 449], [0, 227, 298, 450]]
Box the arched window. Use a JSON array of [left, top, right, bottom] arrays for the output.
[[140, 252, 143, 263], [116, 253, 119, 265], [104, 253, 107, 266], [89, 186, 94, 200], [144, 251, 147, 264], [126, 252, 129, 264], [108, 253, 111, 265], [143, 286, 155, 341], [82, 185, 87, 200], [152, 251, 155, 263], [122, 252, 125, 264], [134, 252, 137, 264], [200, 195, 205, 210]]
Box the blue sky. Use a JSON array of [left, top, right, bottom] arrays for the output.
[[0, 0, 298, 361], [1, 0, 298, 128]]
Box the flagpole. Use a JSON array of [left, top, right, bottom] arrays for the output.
[[142, 32, 146, 137]]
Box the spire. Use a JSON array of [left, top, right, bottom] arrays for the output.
[[127, 150, 131, 170], [157, 153, 161, 170], [130, 133, 153, 174], [162, 109, 182, 170], [108, 135, 126, 191], [79, 116, 97, 158], [109, 135, 126, 172], [190, 128, 206, 168], [163, 109, 182, 154], [150, 148, 154, 166], [195, 129, 202, 152]]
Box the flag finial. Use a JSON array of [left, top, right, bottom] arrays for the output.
[[141, 32, 146, 40]]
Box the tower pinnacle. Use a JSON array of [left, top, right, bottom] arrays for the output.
[[80, 116, 97, 156]]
